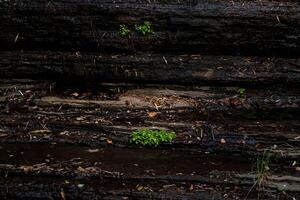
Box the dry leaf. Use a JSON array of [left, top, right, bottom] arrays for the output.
[[107, 139, 113, 144], [76, 116, 85, 121], [189, 184, 194, 191], [136, 185, 144, 191], [220, 138, 226, 144], [148, 112, 158, 118], [72, 92, 79, 97], [22, 165, 33, 172], [59, 131, 69, 136], [77, 166, 85, 172]]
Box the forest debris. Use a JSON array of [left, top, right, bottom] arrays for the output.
[[147, 112, 158, 118], [21, 165, 34, 172], [77, 166, 85, 172], [220, 138, 226, 144], [136, 184, 144, 191], [59, 131, 69, 136], [72, 92, 79, 97], [60, 188, 66, 200], [86, 149, 100, 153], [14, 33, 19, 43], [107, 139, 113, 144], [189, 184, 194, 191], [76, 116, 85, 121], [162, 56, 168, 64], [162, 184, 176, 190], [30, 129, 51, 135], [294, 136, 300, 140]]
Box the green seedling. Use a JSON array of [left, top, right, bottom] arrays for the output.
[[237, 88, 246, 95], [135, 21, 153, 35], [245, 149, 273, 199], [119, 24, 130, 37], [130, 129, 176, 147]]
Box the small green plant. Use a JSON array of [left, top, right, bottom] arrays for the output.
[[130, 129, 176, 147], [237, 87, 246, 95], [135, 21, 153, 35], [255, 150, 272, 188], [245, 149, 273, 199], [119, 24, 130, 37]]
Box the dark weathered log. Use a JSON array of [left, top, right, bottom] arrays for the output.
[[0, 149, 298, 199], [1, 1, 300, 199], [0, 176, 283, 200], [1, 0, 300, 55], [1, 51, 300, 85], [1, 80, 300, 158]]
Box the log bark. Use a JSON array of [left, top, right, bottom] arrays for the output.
[[0, 157, 298, 199], [1, 1, 300, 199], [1, 79, 300, 158], [1, 51, 300, 85], [1, 0, 300, 55]]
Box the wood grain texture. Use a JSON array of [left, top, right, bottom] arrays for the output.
[[1, 51, 300, 85], [1, 0, 300, 55]]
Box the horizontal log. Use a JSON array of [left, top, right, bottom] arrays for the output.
[[1, 0, 300, 55], [0, 153, 300, 198], [1, 51, 300, 85], [1, 120, 299, 159], [1, 82, 300, 118], [0, 175, 284, 200], [0, 143, 298, 187], [1, 80, 300, 157]]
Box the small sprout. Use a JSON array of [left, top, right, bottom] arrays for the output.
[[237, 88, 246, 95], [130, 129, 176, 147], [246, 149, 273, 198], [135, 21, 153, 35], [255, 150, 273, 188], [119, 24, 130, 37]]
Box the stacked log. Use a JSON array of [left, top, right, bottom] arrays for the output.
[[0, 0, 300, 199]]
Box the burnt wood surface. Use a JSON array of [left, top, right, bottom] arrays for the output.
[[1, 0, 300, 55], [1, 80, 300, 158], [1, 1, 300, 199], [1, 51, 300, 85]]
